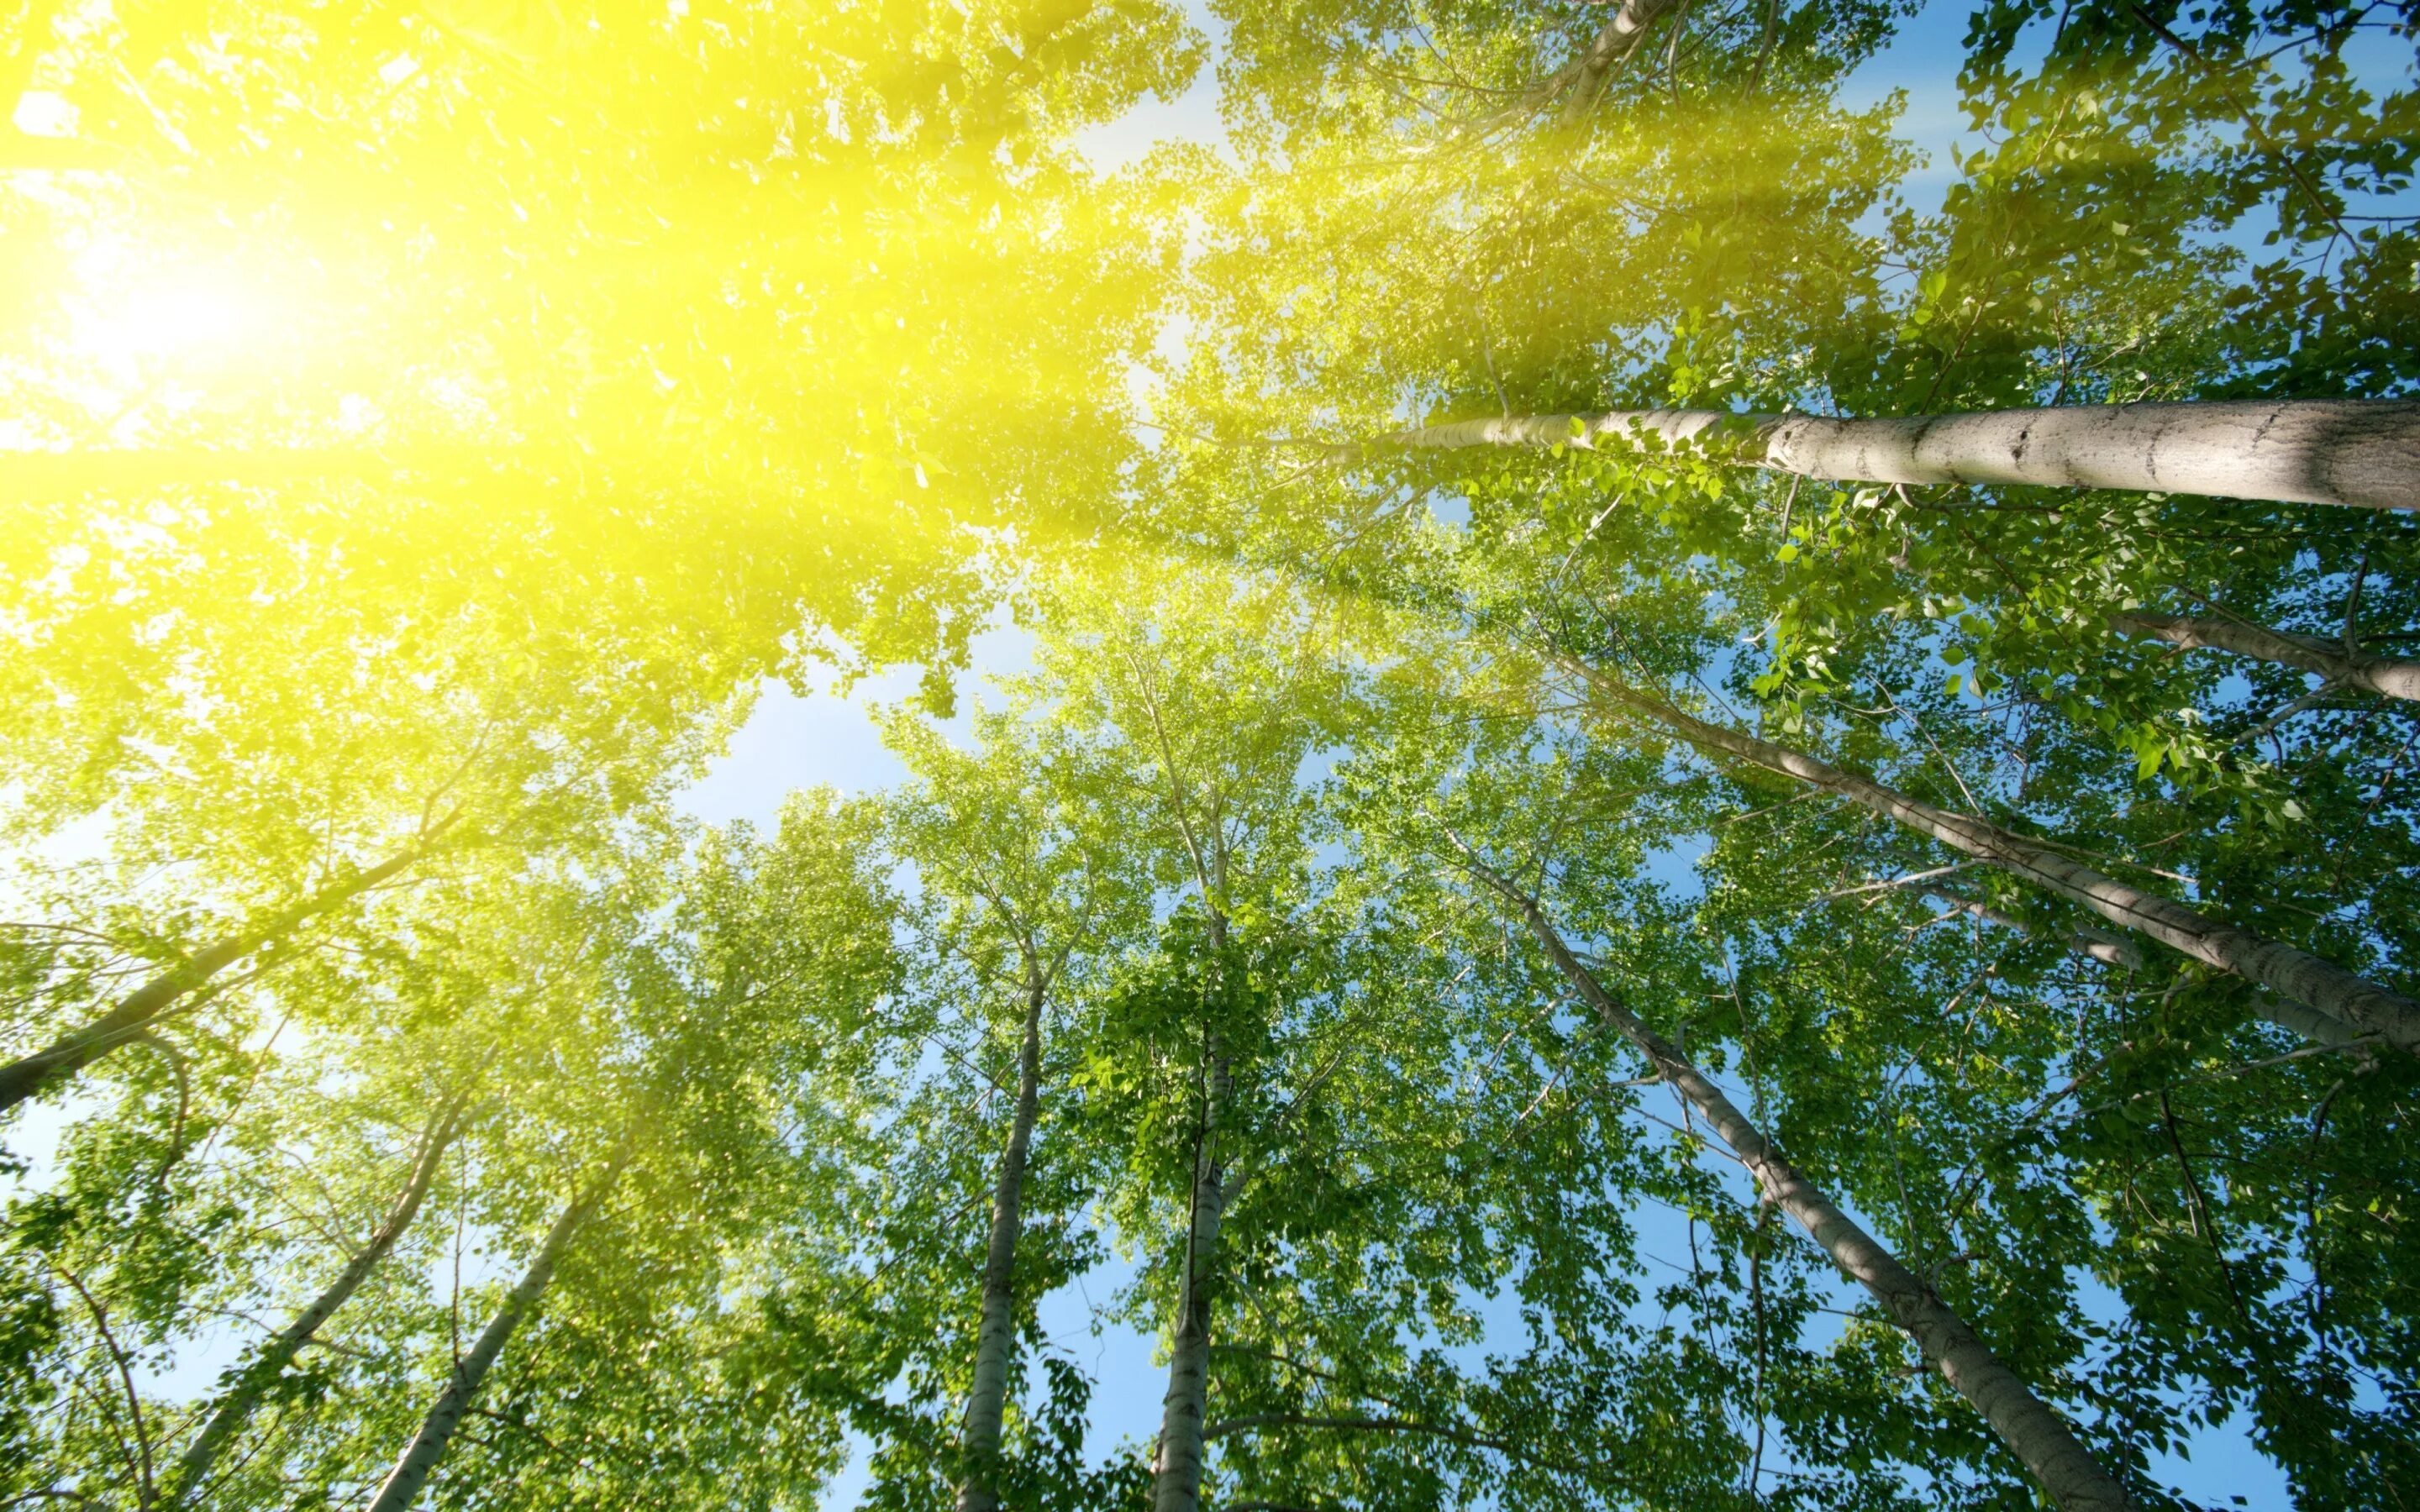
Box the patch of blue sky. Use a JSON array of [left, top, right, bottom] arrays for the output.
[[1071, 0, 1233, 175]]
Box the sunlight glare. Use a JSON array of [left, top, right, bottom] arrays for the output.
[[71, 253, 275, 370], [9, 90, 77, 138]]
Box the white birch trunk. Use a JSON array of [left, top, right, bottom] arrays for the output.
[[166, 1099, 469, 1508], [1339, 401, 2420, 511], [1151, 1045, 1232, 1512], [1552, 0, 1687, 123], [1570, 662, 2420, 1053], [1452, 848, 2136, 1512], [0, 837, 441, 1115], [1923, 885, 2144, 970], [2110, 612, 2420, 701], [956, 963, 1048, 1512], [1912, 885, 2358, 1047], [364, 1146, 624, 1512]]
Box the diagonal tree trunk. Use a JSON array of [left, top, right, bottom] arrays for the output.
[[1922, 884, 2143, 970], [0, 832, 449, 1116], [1445, 839, 2137, 1512], [363, 1142, 626, 1512], [2244, 994, 2367, 1048], [163, 1095, 473, 1509], [956, 956, 1050, 1512], [1565, 658, 2420, 1053], [1888, 879, 2359, 1046], [1329, 400, 2420, 511], [2110, 611, 2420, 701]]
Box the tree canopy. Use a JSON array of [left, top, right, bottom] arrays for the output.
[[2, 0, 2414, 1508]]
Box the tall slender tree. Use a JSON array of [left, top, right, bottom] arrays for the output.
[[1557, 653, 2420, 1052], [1439, 832, 2134, 1512], [363, 1141, 630, 1512], [885, 709, 1133, 1510], [160, 1087, 474, 1509], [1330, 400, 2420, 512]]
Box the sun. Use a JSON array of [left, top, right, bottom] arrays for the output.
[[75, 269, 269, 369], [66, 237, 276, 373]]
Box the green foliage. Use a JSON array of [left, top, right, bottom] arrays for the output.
[[2, 0, 2414, 1507]]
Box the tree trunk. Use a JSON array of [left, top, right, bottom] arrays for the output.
[[1151, 1044, 1232, 1512], [1150, 878, 1238, 1512], [1870, 876, 2353, 1047], [1334, 400, 2420, 511], [1568, 659, 2420, 1053], [1923, 885, 2143, 970], [1450, 847, 2137, 1512], [0, 837, 440, 1116], [1924, 886, 2365, 1048], [1130, 703, 1241, 1512], [2248, 994, 2367, 1049], [1552, 0, 1686, 124], [163, 1098, 470, 1509], [2110, 611, 2420, 701], [956, 960, 1049, 1512], [363, 1146, 624, 1512]]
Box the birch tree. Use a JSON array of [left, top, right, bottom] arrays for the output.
[[1030, 566, 1349, 1512], [160, 1089, 474, 1509], [1331, 400, 2420, 512], [1443, 837, 2133, 1512], [363, 1141, 630, 1512], [883, 709, 1138, 1511], [3, 0, 2415, 1504]]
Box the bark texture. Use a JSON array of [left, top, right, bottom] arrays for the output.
[[1452, 848, 2136, 1512], [2111, 611, 2420, 701], [956, 963, 1049, 1512], [165, 1100, 469, 1508], [1571, 662, 2420, 1053], [1923, 885, 2144, 970], [0, 840, 436, 1115], [1152, 1045, 1234, 1512], [1339, 400, 2420, 511], [1137, 701, 1237, 1512], [2252, 993, 2369, 1048], [1552, 0, 1686, 123], [364, 1147, 624, 1512]]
